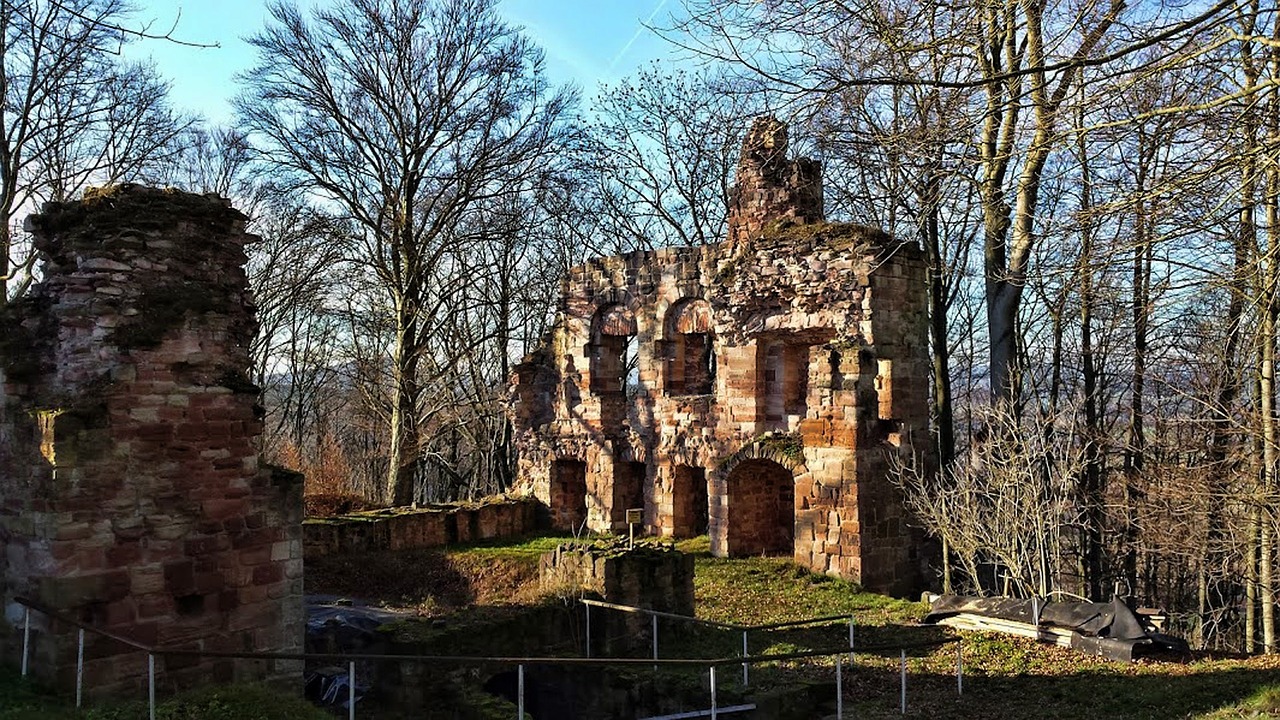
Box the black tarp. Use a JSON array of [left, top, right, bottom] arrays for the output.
[[924, 595, 1189, 661]]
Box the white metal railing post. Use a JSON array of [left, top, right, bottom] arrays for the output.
[[21, 607, 30, 677], [836, 656, 843, 719], [899, 650, 906, 715], [709, 665, 718, 720], [76, 628, 85, 707], [848, 615, 855, 663], [651, 614, 658, 672], [741, 630, 749, 686], [518, 664, 525, 719], [148, 654, 156, 720], [957, 642, 963, 695], [348, 660, 356, 720], [585, 603, 592, 658]]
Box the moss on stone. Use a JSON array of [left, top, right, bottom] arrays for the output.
[[28, 184, 244, 240], [758, 219, 886, 253]]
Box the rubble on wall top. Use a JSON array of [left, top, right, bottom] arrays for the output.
[[25, 183, 247, 239]]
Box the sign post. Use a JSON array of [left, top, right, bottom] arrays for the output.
[[626, 508, 643, 549]]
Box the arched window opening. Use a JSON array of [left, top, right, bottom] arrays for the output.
[[664, 298, 714, 396], [589, 304, 636, 396]]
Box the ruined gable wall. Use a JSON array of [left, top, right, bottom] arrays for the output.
[[0, 185, 302, 696], [512, 118, 932, 594], [513, 227, 929, 591]]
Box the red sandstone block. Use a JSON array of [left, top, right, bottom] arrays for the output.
[[130, 567, 165, 594], [164, 559, 195, 593], [252, 564, 283, 585], [184, 535, 229, 555], [106, 541, 141, 566], [202, 498, 246, 522], [136, 594, 171, 620], [238, 545, 271, 566], [195, 571, 223, 594], [135, 423, 174, 442]]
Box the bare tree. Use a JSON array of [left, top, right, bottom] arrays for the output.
[[1, 0, 189, 301], [237, 0, 575, 505], [585, 63, 756, 252], [895, 404, 1085, 597]]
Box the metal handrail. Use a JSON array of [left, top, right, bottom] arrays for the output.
[[18, 592, 944, 665], [579, 598, 855, 633], [13, 594, 960, 720]]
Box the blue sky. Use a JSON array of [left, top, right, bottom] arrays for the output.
[[129, 0, 679, 124]]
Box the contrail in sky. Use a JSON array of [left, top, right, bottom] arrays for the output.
[[608, 0, 669, 74]]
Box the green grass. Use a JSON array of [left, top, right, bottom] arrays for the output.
[[1197, 684, 1280, 718], [0, 670, 328, 720], [448, 531, 586, 560], [665, 538, 1280, 719]]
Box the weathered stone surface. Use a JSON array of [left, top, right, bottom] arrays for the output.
[[540, 539, 694, 655], [0, 185, 303, 697], [302, 496, 540, 559], [511, 119, 932, 595]]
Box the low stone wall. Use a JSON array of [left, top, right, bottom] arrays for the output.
[[540, 539, 694, 656], [303, 496, 540, 559]]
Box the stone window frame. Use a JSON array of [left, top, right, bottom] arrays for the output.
[[587, 301, 637, 396], [659, 297, 716, 397]]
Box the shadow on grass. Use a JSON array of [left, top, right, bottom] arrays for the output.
[[840, 659, 1280, 720]]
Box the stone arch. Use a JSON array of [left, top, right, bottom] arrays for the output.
[[588, 302, 636, 395], [724, 458, 796, 557], [662, 297, 715, 396], [717, 437, 807, 478], [713, 438, 806, 558]]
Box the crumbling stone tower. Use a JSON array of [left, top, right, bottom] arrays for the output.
[[512, 118, 932, 594], [0, 186, 303, 695]]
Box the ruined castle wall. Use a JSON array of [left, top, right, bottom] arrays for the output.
[[512, 118, 933, 595], [513, 228, 930, 593], [0, 186, 303, 696]]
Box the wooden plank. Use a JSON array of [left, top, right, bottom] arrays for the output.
[[935, 613, 1075, 648]]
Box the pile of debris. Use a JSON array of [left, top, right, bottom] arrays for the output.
[[924, 594, 1190, 661]]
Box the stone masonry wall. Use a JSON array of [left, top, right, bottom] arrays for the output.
[[302, 496, 539, 560], [539, 540, 694, 656], [512, 117, 932, 595], [0, 185, 303, 697]]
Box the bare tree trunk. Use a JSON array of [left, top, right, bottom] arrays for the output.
[[1247, 506, 1259, 653], [1124, 127, 1152, 597], [1076, 101, 1104, 602], [924, 169, 955, 468], [386, 305, 422, 506]]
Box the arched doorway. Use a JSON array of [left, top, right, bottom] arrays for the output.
[[725, 459, 795, 556]]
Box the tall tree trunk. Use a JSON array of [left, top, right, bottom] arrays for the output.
[[1076, 100, 1104, 601], [1124, 128, 1152, 597], [1247, 506, 1259, 653], [386, 303, 422, 506], [924, 169, 956, 468]]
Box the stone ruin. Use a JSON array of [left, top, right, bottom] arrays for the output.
[[0, 186, 303, 695], [512, 117, 931, 594]]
